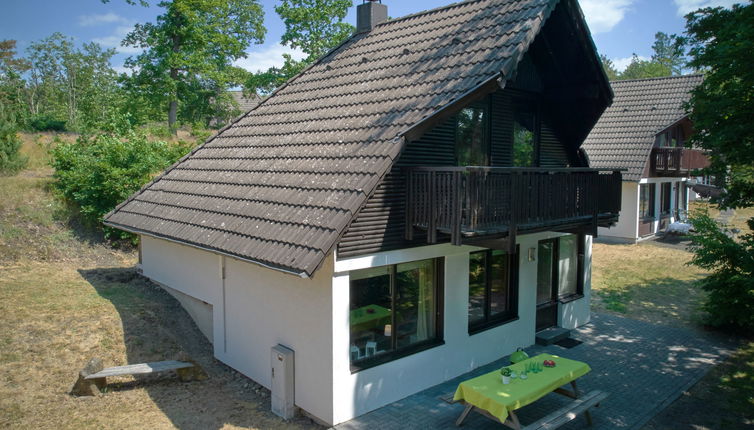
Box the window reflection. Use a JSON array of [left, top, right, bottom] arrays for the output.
[[456, 105, 489, 166]]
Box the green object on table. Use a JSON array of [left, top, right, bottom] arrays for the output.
[[453, 354, 591, 424], [510, 347, 529, 364], [350, 305, 391, 332]]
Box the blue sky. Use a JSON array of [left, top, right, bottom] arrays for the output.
[[1, 0, 742, 74]]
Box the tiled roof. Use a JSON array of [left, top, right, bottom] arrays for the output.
[[229, 91, 260, 113], [104, 0, 567, 277], [583, 74, 703, 181]]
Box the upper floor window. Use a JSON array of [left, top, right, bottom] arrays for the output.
[[513, 98, 537, 167], [349, 258, 444, 369], [468, 249, 517, 333], [456, 103, 489, 166]]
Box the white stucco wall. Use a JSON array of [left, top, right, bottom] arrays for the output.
[[330, 231, 592, 424], [140, 235, 336, 425], [598, 181, 639, 242]]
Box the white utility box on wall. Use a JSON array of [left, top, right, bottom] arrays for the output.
[[271, 344, 295, 419]]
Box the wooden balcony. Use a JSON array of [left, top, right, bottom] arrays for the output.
[[405, 167, 622, 247], [650, 147, 709, 176]]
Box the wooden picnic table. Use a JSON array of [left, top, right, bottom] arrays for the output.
[[453, 353, 604, 429]]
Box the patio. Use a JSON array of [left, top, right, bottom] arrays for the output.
[[335, 313, 735, 430]]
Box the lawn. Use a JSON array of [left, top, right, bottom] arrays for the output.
[[0, 134, 318, 430]]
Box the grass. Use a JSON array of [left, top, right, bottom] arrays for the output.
[[591, 242, 709, 326]]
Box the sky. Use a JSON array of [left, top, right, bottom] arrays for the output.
[[0, 0, 743, 75]]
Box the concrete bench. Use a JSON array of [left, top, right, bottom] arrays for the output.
[[71, 358, 205, 396], [523, 390, 609, 430]]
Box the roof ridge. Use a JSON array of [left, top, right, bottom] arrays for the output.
[[611, 74, 704, 84]]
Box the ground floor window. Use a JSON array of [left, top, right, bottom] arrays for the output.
[[349, 258, 443, 369], [468, 249, 518, 333], [639, 184, 655, 219]]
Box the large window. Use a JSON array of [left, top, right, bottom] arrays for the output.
[[456, 103, 489, 166], [349, 259, 443, 369], [557, 235, 581, 298], [639, 184, 655, 219], [468, 250, 517, 333]]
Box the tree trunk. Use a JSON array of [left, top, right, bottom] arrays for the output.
[[168, 99, 178, 135]]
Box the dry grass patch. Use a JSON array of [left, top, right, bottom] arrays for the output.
[[591, 242, 709, 327], [0, 261, 320, 430]]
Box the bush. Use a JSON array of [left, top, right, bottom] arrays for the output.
[[687, 211, 754, 331], [28, 114, 67, 132], [0, 110, 28, 175], [50, 128, 192, 239]]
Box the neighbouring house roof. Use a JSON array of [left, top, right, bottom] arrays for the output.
[[104, 0, 604, 277], [229, 91, 260, 113], [583, 74, 704, 182]]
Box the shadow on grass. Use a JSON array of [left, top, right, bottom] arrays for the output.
[[78, 266, 318, 430]]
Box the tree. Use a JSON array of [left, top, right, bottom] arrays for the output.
[[619, 54, 671, 80], [685, 2, 754, 210], [121, 0, 266, 132], [246, 0, 353, 95], [651, 32, 686, 76], [599, 55, 619, 81], [0, 40, 30, 124], [684, 2, 754, 332], [0, 104, 28, 175]]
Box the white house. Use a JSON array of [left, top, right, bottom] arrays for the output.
[[583, 75, 710, 243], [105, 0, 621, 425]]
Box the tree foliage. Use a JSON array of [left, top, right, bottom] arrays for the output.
[[602, 32, 686, 81], [685, 2, 754, 210], [50, 117, 192, 236], [122, 0, 266, 132], [687, 212, 754, 331], [0, 104, 28, 175], [246, 0, 353, 95], [619, 54, 672, 80], [599, 55, 619, 81]]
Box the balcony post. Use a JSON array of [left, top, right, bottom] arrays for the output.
[[405, 169, 414, 241], [428, 170, 437, 244]]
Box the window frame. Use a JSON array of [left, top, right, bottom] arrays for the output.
[[468, 248, 519, 335], [557, 234, 586, 303], [349, 258, 445, 373]]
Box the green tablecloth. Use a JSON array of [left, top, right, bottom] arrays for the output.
[[350, 305, 391, 333], [453, 353, 591, 424]]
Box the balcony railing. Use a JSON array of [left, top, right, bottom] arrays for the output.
[[650, 147, 709, 176], [405, 167, 622, 246]]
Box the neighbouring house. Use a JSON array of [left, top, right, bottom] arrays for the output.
[[104, 0, 622, 425], [209, 91, 261, 127], [583, 75, 710, 243]]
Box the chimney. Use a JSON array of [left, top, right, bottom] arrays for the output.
[[357, 0, 388, 33]]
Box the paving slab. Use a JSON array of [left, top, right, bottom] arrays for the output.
[[334, 313, 735, 430]]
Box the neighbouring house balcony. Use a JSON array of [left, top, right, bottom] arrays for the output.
[[405, 167, 622, 246], [650, 147, 709, 176]]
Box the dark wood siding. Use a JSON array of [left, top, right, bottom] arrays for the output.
[[539, 120, 570, 168], [337, 87, 572, 258]]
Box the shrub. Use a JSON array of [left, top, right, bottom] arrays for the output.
[[50, 128, 192, 239], [28, 114, 67, 132], [0, 110, 28, 175], [687, 211, 754, 331]]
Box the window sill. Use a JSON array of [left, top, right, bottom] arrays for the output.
[[468, 316, 519, 336], [349, 339, 445, 374], [558, 294, 584, 304]]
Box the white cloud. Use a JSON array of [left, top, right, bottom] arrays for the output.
[[673, 0, 742, 15], [233, 43, 307, 73], [92, 25, 141, 54], [612, 55, 649, 72], [78, 12, 129, 27], [580, 0, 635, 34]]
